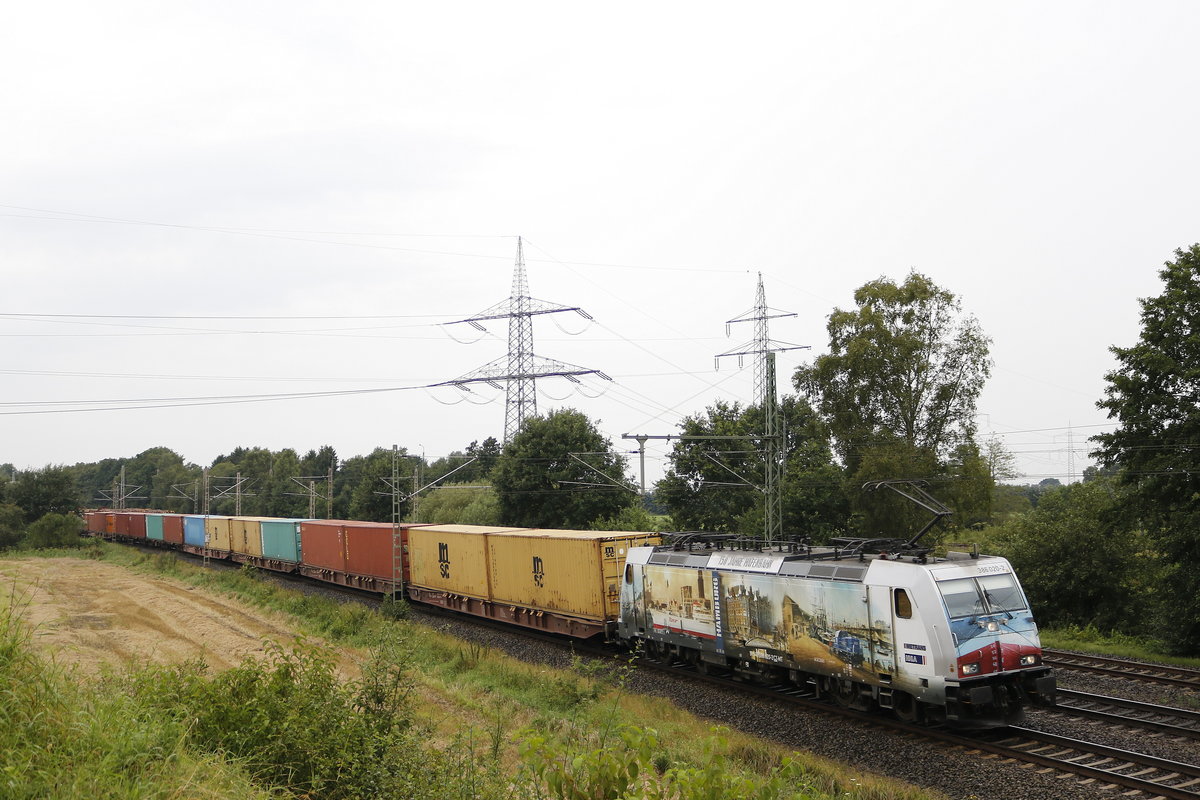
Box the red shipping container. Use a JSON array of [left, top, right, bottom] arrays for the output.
[[343, 521, 410, 581], [300, 521, 346, 571], [128, 513, 147, 538], [114, 513, 131, 536], [162, 514, 185, 545]]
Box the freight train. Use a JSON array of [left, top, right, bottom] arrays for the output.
[[84, 503, 1055, 728]]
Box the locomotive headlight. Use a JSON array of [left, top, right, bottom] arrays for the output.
[[960, 662, 981, 676], [1019, 654, 1041, 666]]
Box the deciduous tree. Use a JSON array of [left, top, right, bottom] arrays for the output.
[[0, 503, 24, 549], [999, 478, 1153, 633], [657, 397, 848, 538], [348, 448, 412, 522], [793, 272, 992, 535], [1093, 243, 1200, 653], [794, 271, 991, 470], [6, 466, 80, 522], [492, 410, 634, 529]]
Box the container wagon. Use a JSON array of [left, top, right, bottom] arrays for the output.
[[407, 525, 659, 638]]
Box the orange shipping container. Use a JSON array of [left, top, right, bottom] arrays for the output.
[[343, 521, 420, 581], [162, 514, 185, 545]]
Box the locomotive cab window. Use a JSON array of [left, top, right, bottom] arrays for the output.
[[894, 588, 912, 619], [624, 564, 633, 584], [937, 574, 1028, 619]]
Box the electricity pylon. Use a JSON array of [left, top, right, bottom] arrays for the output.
[[441, 237, 610, 442], [716, 273, 808, 539]]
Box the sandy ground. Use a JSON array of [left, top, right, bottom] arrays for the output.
[[0, 556, 316, 674]]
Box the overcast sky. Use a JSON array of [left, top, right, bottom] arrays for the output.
[[3, 2, 1197, 489]]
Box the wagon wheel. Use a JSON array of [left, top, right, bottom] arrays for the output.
[[829, 678, 859, 708], [647, 640, 674, 665], [892, 691, 922, 723]]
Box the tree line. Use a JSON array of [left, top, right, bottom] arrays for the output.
[[4, 245, 1200, 654]]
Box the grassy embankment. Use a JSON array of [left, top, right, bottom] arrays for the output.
[[1, 582, 273, 799], [2, 542, 939, 800]]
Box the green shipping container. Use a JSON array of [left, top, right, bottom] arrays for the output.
[[146, 514, 165, 541], [261, 519, 303, 563]]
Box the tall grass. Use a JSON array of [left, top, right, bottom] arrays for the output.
[[0, 586, 273, 800], [4, 544, 940, 800]]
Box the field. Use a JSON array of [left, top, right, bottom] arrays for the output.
[[0, 545, 938, 800]]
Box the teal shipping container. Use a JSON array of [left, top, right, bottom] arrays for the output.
[[146, 514, 165, 541], [261, 519, 303, 563]]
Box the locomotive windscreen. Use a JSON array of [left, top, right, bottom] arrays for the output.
[[937, 574, 1028, 619]]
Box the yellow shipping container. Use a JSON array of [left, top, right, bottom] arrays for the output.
[[230, 517, 270, 556], [487, 530, 660, 622], [204, 517, 234, 552], [407, 525, 522, 600]]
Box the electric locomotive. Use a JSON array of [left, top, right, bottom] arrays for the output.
[[617, 482, 1056, 727]]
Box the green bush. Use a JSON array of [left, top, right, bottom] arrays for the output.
[[117, 628, 504, 800], [1, 593, 272, 799], [22, 513, 83, 549], [0, 504, 23, 550], [519, 725, 819, 800]]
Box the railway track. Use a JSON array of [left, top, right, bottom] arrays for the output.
[[980, 726, 1200, 800], [150, 544, 1200, 798], [1044, 648, 1200, 690], [1049, 688, 1200, 740], [630, 654, 1200, 799]]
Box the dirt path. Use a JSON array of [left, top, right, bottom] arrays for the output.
[[0, 557, 316, 673]]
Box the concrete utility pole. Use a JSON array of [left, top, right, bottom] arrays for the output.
[[104, 465, 145, 510], [439, 237, 611, 442], [210, 473, 250, 515], [289, 475, 331, 519], [167, 481, 198, 513], [391, 445, 404, 597]]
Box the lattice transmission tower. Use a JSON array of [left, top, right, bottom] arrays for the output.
[[441, 237, 610, 442], [716, 273, 808, 539]]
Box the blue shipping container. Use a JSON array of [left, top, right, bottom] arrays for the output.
[[183, 516, 207, 547]]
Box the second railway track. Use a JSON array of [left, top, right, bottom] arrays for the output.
[[1044, 648, 1200, 690], [1048, 688, 1200, 740]]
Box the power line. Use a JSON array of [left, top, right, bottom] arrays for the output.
[[0, 312, 450, 320], [0, 383, 433, 415]]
